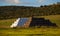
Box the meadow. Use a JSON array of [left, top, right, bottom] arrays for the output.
[[0, 15, 60, 36]]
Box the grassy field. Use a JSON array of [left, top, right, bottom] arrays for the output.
[[0, 28, 60, 36], [0, 15, 60, 36], [0, 19, 16, 28]]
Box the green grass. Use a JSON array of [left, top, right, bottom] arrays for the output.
[[0, 15, 60, 36], [0, 19, 16, 26], [0, 28, 60, 36]]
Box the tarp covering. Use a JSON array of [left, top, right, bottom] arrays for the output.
[[18, 18, 29, 26], [10, 18, 20, 28], [10, 17, 57, 28], [10, 18, 29, 28]]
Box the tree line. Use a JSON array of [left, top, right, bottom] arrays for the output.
[[0, 3, 60, 19]]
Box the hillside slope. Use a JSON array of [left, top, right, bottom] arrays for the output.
[[0, 4, 60, 19]]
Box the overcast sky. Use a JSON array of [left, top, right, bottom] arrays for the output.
[[0, 0, 60, 7]]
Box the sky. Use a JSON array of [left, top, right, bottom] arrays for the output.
[[0, 0, 60, 7]]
